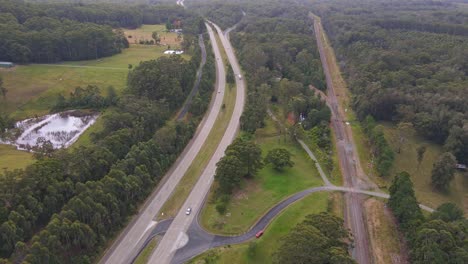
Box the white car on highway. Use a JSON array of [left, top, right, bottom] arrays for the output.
[[186, 207, 192, 215]]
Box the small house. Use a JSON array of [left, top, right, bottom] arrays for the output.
[[0, 62, 14, 68]]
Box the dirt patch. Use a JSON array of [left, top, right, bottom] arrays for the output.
[[0, 66, 17, 72], [364, 198, 408, 264], [233, 179, 259, 201]]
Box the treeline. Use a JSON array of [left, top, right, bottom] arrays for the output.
[[215, 1, 327, 134], [0, 0, 186, 28], [313, 0, 468, 164], [388, 172, 468, 263], [52, 85, 118, 112], [0, 15, 128, 63], [274, 212, 355, 263], [363, 116, 394, 176], [0, 0, 204, 63], [0, 50, 207, 262], [374, 19, 468, 36]]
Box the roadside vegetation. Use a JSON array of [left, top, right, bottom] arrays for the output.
[[191, 192, 329, 264], [197, 7, 351, 263], [313, 0, 468, 183], [0, 2, 211, 261], [388, 172, 468, 263]]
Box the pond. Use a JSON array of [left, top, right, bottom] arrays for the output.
[[1, 110, 98, 150]]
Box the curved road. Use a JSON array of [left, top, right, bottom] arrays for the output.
[[148, 20, 246, 264], [136, 184, 433, 264], [99, 19, 226, 264]]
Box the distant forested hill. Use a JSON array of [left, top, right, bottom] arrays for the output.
[[312, 0, 468, 164]]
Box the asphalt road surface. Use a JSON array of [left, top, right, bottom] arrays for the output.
[[313, 15, 373, 264], [99, 19, 226, 264], [148, 21, 246, 264], [136, 184, 433, 264]]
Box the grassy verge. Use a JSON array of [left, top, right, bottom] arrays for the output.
[[0, 144, 35, 171], [190, 192, 329, 264], [200, 117, 324, 235], [156, 27, 234, 219], [364, 197, 407, 264], [381, 123, 468, 212], [133, 236, 160, 264], [157, 82, 236, 219]]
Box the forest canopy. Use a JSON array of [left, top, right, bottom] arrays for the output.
[[312, 0, 468, 164]]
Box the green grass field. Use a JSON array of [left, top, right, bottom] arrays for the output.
[[0, 144, 35, 171], [133, 236, 160, 264], [381, 123, 468, 213], [0, 45, 166, 120], [200, 117, 324, 235], [0, 24, 185, 171], [0, 24, 186, 120], [190, 192, 329, 264]]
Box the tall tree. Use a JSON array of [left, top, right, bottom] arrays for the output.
[[0, 76, 6, 99], [264, 148, 294, 171], [431, 152, 457, 191], [225, 139, 263, 177], [416, 145, 427, 169], [214, 155, 245, 194], [388, 171, 424, 232]]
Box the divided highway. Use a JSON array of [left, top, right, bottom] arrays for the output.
[[99, 20, 226, 264], [148, 21, 246, 264]]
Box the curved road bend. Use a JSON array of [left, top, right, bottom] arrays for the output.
[[140, 185, 434, 264], [148, 21, 246, 264], [99, 21, 227, 264]]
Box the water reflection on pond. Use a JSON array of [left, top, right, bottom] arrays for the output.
[[2, 111, 98, 150]]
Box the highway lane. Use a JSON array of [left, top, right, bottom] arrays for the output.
[[148, 21, 246, 264], [312, 15, 372, 264], [99, 21, 226, 264]]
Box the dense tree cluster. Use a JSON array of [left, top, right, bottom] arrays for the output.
[[127, 56, 197, 110], [363, 115, 394, 176], [273, 212, 355, 264], [214, 139, 262, 214], [264, 148, 294, 171], [0, 31, 213, 262], [431, 152, 457, 191], [200, 1, 327, 134], [313, 0, 468, 164], [0, 0, 205, 63], [388, 171, 468, 263], [52, 85, 118, 112]]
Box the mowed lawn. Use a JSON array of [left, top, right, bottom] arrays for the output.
[[381, 123, 468, 213], [0, 144, 34, 171], [200, 118, 325, 235], [191, 192, 329, 264]]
